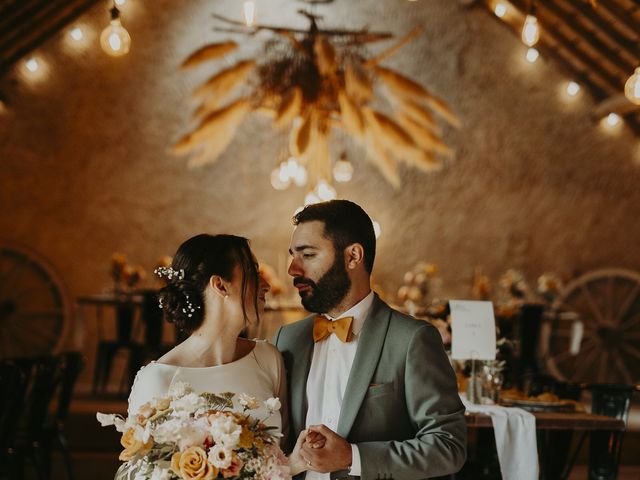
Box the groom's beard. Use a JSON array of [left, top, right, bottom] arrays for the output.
[[294, 256, 351, 314]]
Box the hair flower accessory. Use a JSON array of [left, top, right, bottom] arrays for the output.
[[154, 266, 185, 281]]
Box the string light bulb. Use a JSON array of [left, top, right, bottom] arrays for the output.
[[243, 1, 256, 27], [69, 27, 84, 41], [100, 5, 131, 57], [624, 67, 640, 105], [525, 48, 539, 63], [25, 58, 39, 72], [605, 113, 621, 127], [522, 14, 540, 47], [494, 3, 507, 18], [566, 81, 580, 97], [333, 154, 354, 183]]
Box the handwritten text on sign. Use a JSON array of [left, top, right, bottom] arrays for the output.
[[450, 300, 496, 360]]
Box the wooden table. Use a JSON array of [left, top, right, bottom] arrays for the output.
[[465, 410, 625, 431], [77, 293, 146, 394], [463, 409, 625, 479]]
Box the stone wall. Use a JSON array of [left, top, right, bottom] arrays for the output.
[[1, 0, 639, 359]]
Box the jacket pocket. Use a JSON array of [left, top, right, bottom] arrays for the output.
[[366, 382, 395, 399]]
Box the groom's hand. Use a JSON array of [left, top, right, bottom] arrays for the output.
[[301, 425, 352, 473]]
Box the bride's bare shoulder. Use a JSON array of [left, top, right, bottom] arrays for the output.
[[156, 343, 187, 366]]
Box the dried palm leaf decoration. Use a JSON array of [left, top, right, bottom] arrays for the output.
[[175, 8, 460, 188]]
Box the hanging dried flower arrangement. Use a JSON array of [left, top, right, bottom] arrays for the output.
[[174, 10, 460, 188]]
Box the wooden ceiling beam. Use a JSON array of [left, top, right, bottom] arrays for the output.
[[510, 0, 625, 92], [596, 0, 640, 39], [479, 0, 640, 135], [542, 0, 636, 78], [0, 0, 100, 75], [554, 0, 639, 55]]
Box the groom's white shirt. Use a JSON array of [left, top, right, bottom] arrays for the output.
[[305, 290, 375, 479]]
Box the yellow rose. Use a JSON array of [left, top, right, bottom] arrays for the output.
[[119, 428, 152, 461], [171, 447, 218, 480]]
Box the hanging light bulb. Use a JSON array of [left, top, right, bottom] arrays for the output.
[[316, 180, 337, 201], [566, 81, 580, 97], [333, 154, 354, 183], [304, 190, 321, 205], [525, 48, 539, 63], [114, 0, 126, 5], [100, 5, 131, 57], [292, 162, 308, 187], [243, 1, 256, 27], [624, 67, 640, 106], [494, 3, 507, 18], [69, 26, 84, 41], [25, 58, 39, 73], [605, 113, 621, 127], [522, 14, 540, 47]]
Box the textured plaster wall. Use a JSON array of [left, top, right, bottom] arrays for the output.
[[1, 0, 639, 353]]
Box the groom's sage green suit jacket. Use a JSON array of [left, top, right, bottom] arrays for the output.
[[273, 294, 467, 480]]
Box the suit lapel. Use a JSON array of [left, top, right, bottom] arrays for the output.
[[337, 295, 390, 438], [290, 318, 314, 435]]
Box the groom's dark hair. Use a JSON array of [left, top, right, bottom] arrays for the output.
[[293, 200, 376, 274]]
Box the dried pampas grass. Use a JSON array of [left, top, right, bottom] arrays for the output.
[[314, 36, 337, 77], [375, 65, 432, 102], [397, 97, 441, 134], [289, 114, 312, 157], [345, 61, 373, 104], [396, 112, 453, 157], [173, 99, 252, 167], [363, 127, 401, 188], [274, 87, 303, 128], [193, 60, 255, 102], [181, 42, 238, 68], [338, 90, 364, 136]]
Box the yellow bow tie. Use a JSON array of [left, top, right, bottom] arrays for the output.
[[313, 316, 354, 343]]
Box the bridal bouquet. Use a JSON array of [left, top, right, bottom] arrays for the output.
[[97, 383, 289, 480]]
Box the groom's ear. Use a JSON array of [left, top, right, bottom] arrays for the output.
[[209, 275, 229, 298], [345, 243, 364, 270]]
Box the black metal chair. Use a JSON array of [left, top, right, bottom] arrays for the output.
[[93, 302, 145, 395], [40, 352, 84, 480], [0, 361, 28, 479], [3, 356, 61, 480], [561, 383, 638, 480]]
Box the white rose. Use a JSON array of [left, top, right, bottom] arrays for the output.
[[238, 393, 259, 410], [208, 413, 242, 448], [264, 397, 281, 413], [153, 417, 208, 451], [208, 444, 233, 469], [171, 392, 206, 415], [96, 412, 127, 432]]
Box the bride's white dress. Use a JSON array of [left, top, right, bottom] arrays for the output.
[[115, 340, 287, 478], [127, 339, 285, 432]]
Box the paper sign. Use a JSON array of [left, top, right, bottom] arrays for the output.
[[450, 300, 496, 360]]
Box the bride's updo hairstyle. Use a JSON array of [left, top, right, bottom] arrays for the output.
[[157, 234, 259, 335]]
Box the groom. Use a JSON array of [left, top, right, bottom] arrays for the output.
[[273, 200, 466, 480]]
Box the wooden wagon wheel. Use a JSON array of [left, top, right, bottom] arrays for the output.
[[540, 268, 640, 384], [0, 244, 71, 358]]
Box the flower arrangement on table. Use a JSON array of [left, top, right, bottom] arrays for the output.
[[111, 252, 147, 293], [97, 382, 289, 480], [396, 262, 441, 314]]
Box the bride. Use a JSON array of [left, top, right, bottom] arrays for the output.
[[116, 233, 311, 479]]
